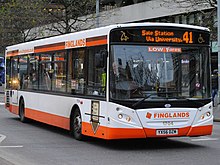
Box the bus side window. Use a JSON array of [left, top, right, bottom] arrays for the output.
[[19, 55, 30, 90], [39, 53, 52, 91], [67, 49, 86, 95], [87, 46, 107, 96], [28, 55, 39, 90], [52, 51, 66, 92]]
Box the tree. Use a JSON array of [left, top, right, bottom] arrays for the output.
[[0, 0, 49, 53], [43, 0, 96, 34], [162, 0, 217, 9]]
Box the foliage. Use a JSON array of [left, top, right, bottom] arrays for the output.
[[162, 0, 217, 8], [43, 0, 96, 34], [0, 0, 96, 54], [0, 0, 48, 53]]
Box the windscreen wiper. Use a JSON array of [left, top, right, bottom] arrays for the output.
[[132, 91, 182, 108], [132, 93, 157, 108]]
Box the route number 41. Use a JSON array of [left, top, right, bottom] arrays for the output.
[[183, 31, 193, 44]]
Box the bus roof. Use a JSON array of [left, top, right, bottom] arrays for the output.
[[6, 22, 209, 54]]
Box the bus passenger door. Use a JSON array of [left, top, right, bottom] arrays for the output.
[[5, 56, 20, 114], [10, 57, 19, 105]]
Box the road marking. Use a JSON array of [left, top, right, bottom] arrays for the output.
[[191, 137, 219, 142], [0, 134, 23, 148], [0, 146, 23, 148], [0, 134, 6, 143]]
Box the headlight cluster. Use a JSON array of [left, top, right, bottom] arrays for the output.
[[116, 107, 132, 123], [118, 113, 132, 123], [200, 111, 211, 120]]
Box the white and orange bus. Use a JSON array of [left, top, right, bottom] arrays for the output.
[[5, 23, 213, 140]]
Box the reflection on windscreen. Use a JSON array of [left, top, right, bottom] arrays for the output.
[[110, 45, 210, 100]]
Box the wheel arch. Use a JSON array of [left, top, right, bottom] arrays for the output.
[[19, 95, 24, 105], [18, 95, 28, 122], [69, 104, 84, 140], [70, 104, 80, 119], [18, 95, 25, 115], [69, 104, 81, 129]]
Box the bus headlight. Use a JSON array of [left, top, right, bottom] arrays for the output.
[[200, 114, 205, 120], [118, 114, 123, 119], [118, 113, 132, 123], [206, 112, 211, 117], [126, 116, 131, 122], [200, 111, 211, 120]]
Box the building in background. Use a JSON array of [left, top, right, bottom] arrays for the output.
[[27, 0, 217, 72], [99, 1, 217, 72]]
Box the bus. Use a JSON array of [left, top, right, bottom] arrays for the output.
[[0, 57, 5, 85], [5, 23, 213, 140]]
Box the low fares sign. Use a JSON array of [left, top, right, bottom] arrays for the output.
[[148, 46, 182, 53]]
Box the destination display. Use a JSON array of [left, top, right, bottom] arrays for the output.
[[110, 27, 210, 45]]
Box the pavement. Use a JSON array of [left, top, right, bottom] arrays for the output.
[[0, 84, 4, 94], [214, 104, 220, 122]]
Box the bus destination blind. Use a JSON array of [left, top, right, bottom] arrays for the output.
[[110, 27, 210, 45]]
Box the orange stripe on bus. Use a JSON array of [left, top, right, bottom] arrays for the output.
[[187, 125, 213, 136], [25, 108, 70, 130], [83, 123, 212, 139], [82, 122, 146, 139], [7, 105, 70, 130], [6, 50, 19, 57], [34, 42, 65, 53], [86, 36, 107, 46], [106, 127, 146, 139], [8, 104, 19, 115]]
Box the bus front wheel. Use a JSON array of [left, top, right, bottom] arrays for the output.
[[19, 99, 28, 123], [70, 108, 84, 140]]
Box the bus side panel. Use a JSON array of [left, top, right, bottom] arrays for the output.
[[82, 102, 146, 139], [25, 107, 70, 130], [8, 104, 19, 115], [18, 91, 80, 129], [81, 100, 108, 139], [5, 90, 19, 115], [16, 91, 111, 139], [15, 92, 147, 140]]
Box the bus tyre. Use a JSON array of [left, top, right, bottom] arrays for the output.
[[70, 108, 84, 140], [19, 99, 28, 123]]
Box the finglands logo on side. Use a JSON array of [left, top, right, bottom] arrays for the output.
[[154, 112, 190, 119]]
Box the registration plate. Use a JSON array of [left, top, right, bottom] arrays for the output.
[[156, 129, 178, 136]]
